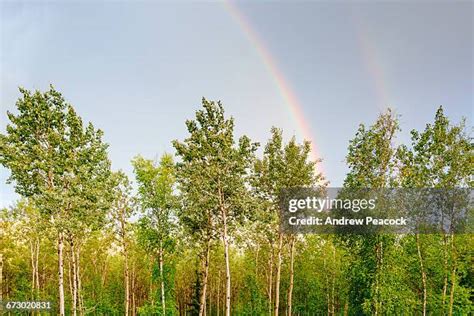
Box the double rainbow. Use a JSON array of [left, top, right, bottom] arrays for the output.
[[223, 1, 391, 176]]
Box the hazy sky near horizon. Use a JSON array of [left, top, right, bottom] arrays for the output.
[[1, 1, 472, 207]]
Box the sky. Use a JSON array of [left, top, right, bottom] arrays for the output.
[[1, 0, 472, 208]]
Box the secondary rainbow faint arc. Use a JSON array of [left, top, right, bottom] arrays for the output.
[[352, 13, 390, 112], [223, 1, 323, 171]]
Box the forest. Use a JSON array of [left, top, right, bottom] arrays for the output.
[[0, 86, 472, 315]]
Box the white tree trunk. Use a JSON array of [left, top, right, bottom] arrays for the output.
[[442, 233, 448, 311], [217, 270, 220, 316], [287, 236, 295, 316], [267, 244, 274, 316], [222, 210, 231, 316], [35, 239, 40, 297], [448, 234, 456, 316], [0, 253, 3, 302], [71, 240, 77, 316], [30, 240, 36, 298], [274, 232, 283, 316], [77, 247, 83, 316], [58, 232, 65, 316], [199, 239, 211, 316], [125, 253, 130, 316], [416, 234, 427, 316], [448, 267, 456, 316], [132, 261, 136, 316], [159, 243, 166, 316]]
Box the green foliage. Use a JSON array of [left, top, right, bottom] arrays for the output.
[[173, 98, 258, 235], [396, 106, 473, 314], [340, 109, 404, 315], [133, 154, 176, 248], [0, 86, 113, 234]]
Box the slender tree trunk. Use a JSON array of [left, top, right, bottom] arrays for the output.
[[35, 239, 40, 297], [416, 234, 427, 316], [287, 236, 296, 316], [217, 182, 231, 316], [30, 240, 36, 298], [267, 243, 274, 316], [217, 270, 221, 316], [58, 232, 65, 316], [331, 245, 336, 315], [119, 205, 130, 316], [150, 260, 154, 309], [199, 239, 211, 316], [29, 237, 39, 316], [41, 253, 46, 294], [222, 210, 231, 316], [71, 239, 78, 316], [442, 233, 448, 311], [324, 256, 330, 315], [0, 254, 3, 302], [448, 234, 456, 316], [274, 232, 283, 316], [159, 242, 166, 316], [76, 247, 83, 316], [125, 252, 130, 316], [374, 238, 383, 316], [132, 262, 136, 316], [68, 248, 73, 302], [448, 267, 456, 316]]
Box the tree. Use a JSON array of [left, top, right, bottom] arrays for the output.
[[133, 153, 176, 315], [0, 86, 113, 315], [252, 127, 324, 315], [175, 160, 216, 316], [173, 98, 257, 316], [341, 109, 401, 315], [397, 106, 473, 315], [12, 200, 44, 299], [110, 171, 136, 315]]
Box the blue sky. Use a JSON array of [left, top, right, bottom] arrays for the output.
[[1, 1, 472, 207]]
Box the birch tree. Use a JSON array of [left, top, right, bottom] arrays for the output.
[[173, 98, 257, 316], [110, 171, 136, 315], [133, 153, 176, 315], [175, 160, 217, 316], [397, 106, 473, 315], [253, 127, 323, 315], [0, 87, 113, 315], [341, 109, 406, 315]]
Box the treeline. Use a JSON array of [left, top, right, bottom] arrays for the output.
[[0, 86, 472, 315]]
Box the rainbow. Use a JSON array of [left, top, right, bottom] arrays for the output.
[[352, 13, 390, 112], [223, 2, 394, 177], [222, 1, 323, 171]]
